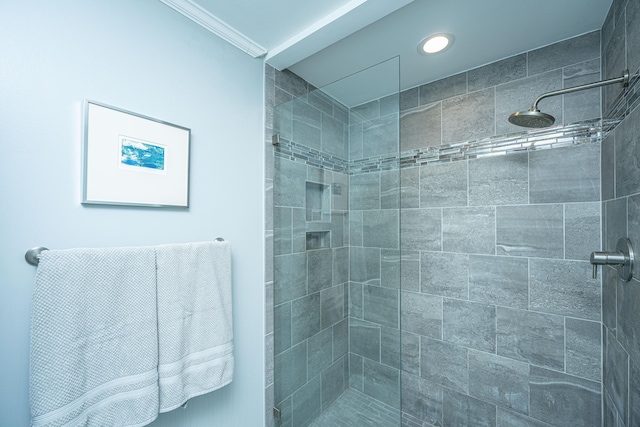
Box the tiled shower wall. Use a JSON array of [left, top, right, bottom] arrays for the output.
[[266, 69, 353, 427], [397, 144, 602, 427], [265, 28, 613, 427], [347, 94, 402, 410], [399, 30, 602, 148], [601, 0, 640, 425], [352, 31, 604, 426]]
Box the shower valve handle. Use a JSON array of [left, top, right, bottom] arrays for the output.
[[590, 238, 634, 281], [590, 251, 626, 278]]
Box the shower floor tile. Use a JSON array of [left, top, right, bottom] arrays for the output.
[[309, 388, 401, 427]]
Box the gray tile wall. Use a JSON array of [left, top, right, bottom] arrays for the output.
[[397, 30, 604, 427], [602, 0, 640, 113], [401, 30, 602, 148], [348, 100, 402, 412], [267, 69, 352, 427], [601, 2, 640, 426], [350, 94, 399, 160], [399, 148, 602, 427], [265, 24, 623, 427]]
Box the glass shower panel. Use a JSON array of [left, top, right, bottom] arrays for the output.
[[272, 57, 400, 427]]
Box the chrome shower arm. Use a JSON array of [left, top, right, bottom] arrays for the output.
[[530, 69, 630, 111]]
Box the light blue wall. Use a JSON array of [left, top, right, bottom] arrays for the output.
[[0, 1, 265, 426]]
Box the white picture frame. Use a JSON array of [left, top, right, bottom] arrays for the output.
[[82, 100, 190, 207]]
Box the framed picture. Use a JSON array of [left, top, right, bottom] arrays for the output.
[[82, 100, 190, 207]]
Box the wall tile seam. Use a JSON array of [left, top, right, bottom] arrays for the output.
[[603, 387, 620, 423], [490, 201, 587, 209], [481, 64, 589, 101], [465, 71, 469, 95], [402, 57, 603, 109], [349, 110, 399, 123], [440, 386, 586, 426], [347, 350, 400, 372], [492, 86, 499, 142], [420, 292, 558, 313], [616, 0, 628, 31], [527, 255, 532, 315], [406, 250, 590, 263], [274, 81, 310, 99], [563, 317, 569, 379], [626, 341, 631, 427], [600, 324, 606, 396], [560, 74, 568, 125], [273, 91, 302, 108], [626, 192, 630, 248], [534, 57, 603, 82], [420, 340, 601, 388], [275, 361, 343, 406], [603, 329, 632, 424], [397, 50, 601, 107], [562, 200, 568, 261], [421, 385, 514, 421], [417, 289, 599, 324]]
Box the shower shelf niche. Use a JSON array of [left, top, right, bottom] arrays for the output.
[[306, 181, 331, 222], [306, 231, 330, 250]]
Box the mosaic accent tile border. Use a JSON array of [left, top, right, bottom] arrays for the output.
[[393, 118, 606, 171], [273, 138, 349, 173], [274, 71, 640, 175], [275, 120, 606, 175]]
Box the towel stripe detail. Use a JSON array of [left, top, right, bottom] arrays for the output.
[[158, 342, 233, 379], [31, 369, 158, 426], [61, 384, 158, 427]]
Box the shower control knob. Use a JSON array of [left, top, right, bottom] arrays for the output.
[[590, 252, 624, 279], [589, 238, 634, 281], [590, 251, 626, 266]]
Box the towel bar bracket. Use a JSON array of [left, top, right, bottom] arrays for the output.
[[25, 247, 48, 266]]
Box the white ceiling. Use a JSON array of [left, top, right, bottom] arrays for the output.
[[161, 0, 613, 106]]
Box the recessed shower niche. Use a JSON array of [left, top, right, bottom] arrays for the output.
[[305, 181, 330, 222], [305, 231, 330, 250], [305, 181, 331, 250]]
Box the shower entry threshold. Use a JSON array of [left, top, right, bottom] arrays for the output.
[[308, 388, 400, 427]]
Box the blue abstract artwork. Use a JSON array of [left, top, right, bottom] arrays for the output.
[[120, 137, 165, 170]]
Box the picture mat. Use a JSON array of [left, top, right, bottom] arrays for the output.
[[83, 101, 190, 207]]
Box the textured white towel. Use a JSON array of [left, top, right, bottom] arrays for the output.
[[155, 241, 234, 412], [30, 247, 159, 427]]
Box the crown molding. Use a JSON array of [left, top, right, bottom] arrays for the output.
[[160, 0, 267, 58]]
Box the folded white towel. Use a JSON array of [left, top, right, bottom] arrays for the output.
[[30, 247, 159, 427], [155, 241, 234, 412]]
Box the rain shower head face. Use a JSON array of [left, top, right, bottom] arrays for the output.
[[508, 109, 556, 128]]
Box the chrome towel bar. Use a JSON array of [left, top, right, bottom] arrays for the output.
[[25, 238, 225, 266]]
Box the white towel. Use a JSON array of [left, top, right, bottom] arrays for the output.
[[30, 247, 159, 427], [155, 241, 234, 412]]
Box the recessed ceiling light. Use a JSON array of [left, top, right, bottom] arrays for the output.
[[418, 33, 454, 55]]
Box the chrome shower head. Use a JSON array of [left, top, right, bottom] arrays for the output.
[[508, 69, 631, 129], [508, 109, 556, 128]]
